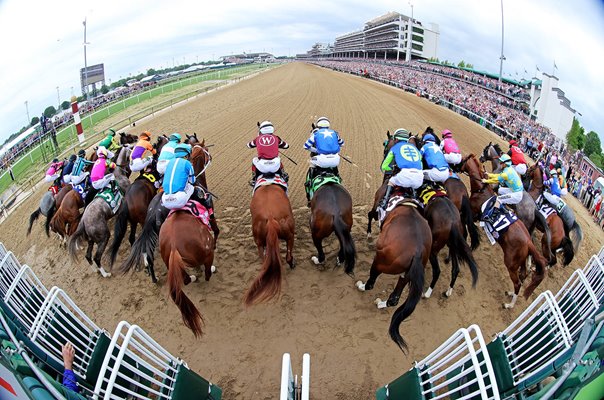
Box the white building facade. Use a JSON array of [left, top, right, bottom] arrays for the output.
[[529, 73, 576, 140]]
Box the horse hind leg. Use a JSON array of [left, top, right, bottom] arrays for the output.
[[423, 253, 440, 299], [128, 221, 137, 246], [95, 236, 112, 278], [286, 234, 295, 269], [504, 265, 521, 309], [446, 250, 461, 298], [356, 261, 381, 292], [383, 275, 410, 309], [311, 235, 326, 267]]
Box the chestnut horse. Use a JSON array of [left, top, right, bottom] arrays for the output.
[[460, 154, 547, 308], [310, 183, 355, 275], [28, 184, 72, 237], [245, 183, 295, 306], [356, 203, 432, 352], [158, 141, 218, 337], [524, 164, 574, 266], [49, 189, 84, 241]]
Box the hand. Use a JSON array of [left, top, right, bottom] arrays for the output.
[[62, 342, 75, 370], [481, 179, 488, 183]]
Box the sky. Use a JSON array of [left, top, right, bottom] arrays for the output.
[[0, 0, 603, 144]]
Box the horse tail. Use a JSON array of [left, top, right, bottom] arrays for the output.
[[534, 209, 551, 260], [448, 222, 478, 287], [334, 215, 356, 275], [27, 209, 42, 236], [244, 219, 282, 306], [523, 242, 547, 299], [569, 221, 583, 253], [559, 236, 575, 266], [118, 210, 159, 274], [109, 202, 130, 267], [389, 249, 424, 352], [167, 248, 203, 337], [45, 204, 56, 237], [461, 196, 480, 250], [67, 219, 87, 261]]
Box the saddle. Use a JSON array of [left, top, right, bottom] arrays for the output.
[[168, 199, 212, 231], [253, 173, 288, 195], [306, 169, 342, 200], [94, 182, 124, 215], [479, 196, 518, 245], [418, 181, 447, 207], [378, 187, 423, 227], [48, 184, 60, 196]]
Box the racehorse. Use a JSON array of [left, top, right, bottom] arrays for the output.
[[524, 164, 578, 266], [118, 138, 218, 284], [460, 154, 548, 308], [67, 168, 131, 277], [309, 182, 355, 275], [28, 184, 71, 237], [49, 189, 84, 242], [356, 199, 432, 351], [108, 136, 168, 267], [245, 181, 295, 306]]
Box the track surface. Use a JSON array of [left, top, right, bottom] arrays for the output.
[[3, 62, 603, 399]]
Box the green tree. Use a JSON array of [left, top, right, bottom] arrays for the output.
[[566, 117, 585, 151], [590, 153, 604, 169], [583, 130, 602, 157], [101, 84, 109, 94], [147, 68, 156, 76], [30, 116, 39, 126], [61, 100, 70, 110], [458, 60, 466, 68], [466, 63, 474, 69], [43, 106, 57, 118]]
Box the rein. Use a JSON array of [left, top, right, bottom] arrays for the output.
[[192, 145, 212, 179]]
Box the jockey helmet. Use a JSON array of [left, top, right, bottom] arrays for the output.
[[509, 139, 518, 146], [169, 133, 181, 142], [52, 158, 59, 163], [174, 144, 192, 158], [550, 169, 558, 176], [259, 121, 274, 135], [393, 128, 410, 141], [69, 154, 77, 162], [316, 117, 330, 128], [423, 133, 436, 142], [98, 148, 108, 158], [108, 128, 116, 136], [499, 154, 512, 164], [140, 131, 151, 140], [78, 149, 86, 157], [442, 129, 452, 138]]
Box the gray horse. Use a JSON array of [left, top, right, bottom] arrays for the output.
[[68, 168, 130, 278], [27, 191, 56, 237]]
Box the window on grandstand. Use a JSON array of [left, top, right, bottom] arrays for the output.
[[412, 43, 423, 51], [412, 34, 423, 43], [412, 27, 424, 34]]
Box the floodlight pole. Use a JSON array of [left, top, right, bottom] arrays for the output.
[[83, 17, 89, 99], [406, 2, 414, 62], [56, 86, 60, 110], [498, 0, 505, 82], [25, 101, 30, 125]]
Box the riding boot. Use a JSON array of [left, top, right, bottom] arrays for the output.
[[378, 185, 394, 210]]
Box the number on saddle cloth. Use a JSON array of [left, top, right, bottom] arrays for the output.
[[142, 172, 156, 183], [418, 183, 447, 206]]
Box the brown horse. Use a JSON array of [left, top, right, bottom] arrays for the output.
[[460, 154, 547, 308], [245, 183, 295, 306], [310, 183, 355, 274], [524, 164, 574, 266], [356, 202, 432, 351], [49, 189, 84, 241]]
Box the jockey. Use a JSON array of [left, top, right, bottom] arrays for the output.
[[482, 154, 524, 208], [440, 129, 462, 166], [130, 131, 156, 172], [420, 133, 450, 184], [45, 159, 65, 185], [161, 144, 208, 210], [66, 149, 94, 185], [247, 121, 289, 186], [90, 148, 116, 191], [378, 129, 424, 210], [61, 154, 77, 183], [558, 168, 568, 196], [507, 139, 527, 176], [304, 116, 344, 183], [98, 129, 120, 160], [157, 133, 181, 175], [543, 169, 564, 207]]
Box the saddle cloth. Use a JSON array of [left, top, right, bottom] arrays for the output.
[[95, 186, 123, 215], [479, 197, 518, 245], [48, 184, 60, 195], [378, 189, 423, 228], [168, 200, 212, 231], [253, 174, 288, 195], [72, 182, 88, 202], [306, 173, 342, 200], [418, 182, 447, 207]]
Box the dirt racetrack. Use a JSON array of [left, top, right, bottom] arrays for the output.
[[2, 62, 603, 399]]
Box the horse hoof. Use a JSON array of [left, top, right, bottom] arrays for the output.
[[100, 268, 112, 278], [375, 299, 387, 309], [503, 303, 514, 309], [423, 287, 433, 299], [336, 256, 342, 266], [143, 253, 149, 267], [366, 232, 371, 240], [355, 281, 365, 291], [311, 256, 321, 265], [190, 275, 197, 283], [445, 287, 453, 297], [505, 291, 514, 297], [211, 265, 216, 273]]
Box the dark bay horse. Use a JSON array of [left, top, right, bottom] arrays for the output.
[[356, 203, 432, 351], [525, 164, 576, 266], [310, 183, 355, 275], [245, 183, 295, 306], [28, 184, 72, 237], [108, 136, 168, 267], [119, 139, 218, 283], [461, 154, 548, 308]]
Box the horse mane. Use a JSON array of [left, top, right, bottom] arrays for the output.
[[493, 143, 503, 155]]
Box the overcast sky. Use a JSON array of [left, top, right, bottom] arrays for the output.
[[0, 0, 602, 143]]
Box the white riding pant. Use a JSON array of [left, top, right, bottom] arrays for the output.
[[310, 154, 340, 168], [543, 191, 562, 206], [91, 173, 115, 190], [423, 167, 450, 183], [162, 182, 194, 210], [69, 172, 89, 185], [444, 153, 462, 165], [157, 159, 170, 175], [63, 175, 72, 184], [45, 173, 60, 183], [560, 188, 568, 196], [389, 168, 424, 189], [497, 187, 523, 205], [253, 157, 281, 173], [514, 164, 527, 175], [130, 157, 153, 172], [98, 147, 115, 160]]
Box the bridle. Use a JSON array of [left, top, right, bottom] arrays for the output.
[[192, 145, 212, 180]]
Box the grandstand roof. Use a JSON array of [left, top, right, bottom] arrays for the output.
[[422, 60, 532, 87]]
